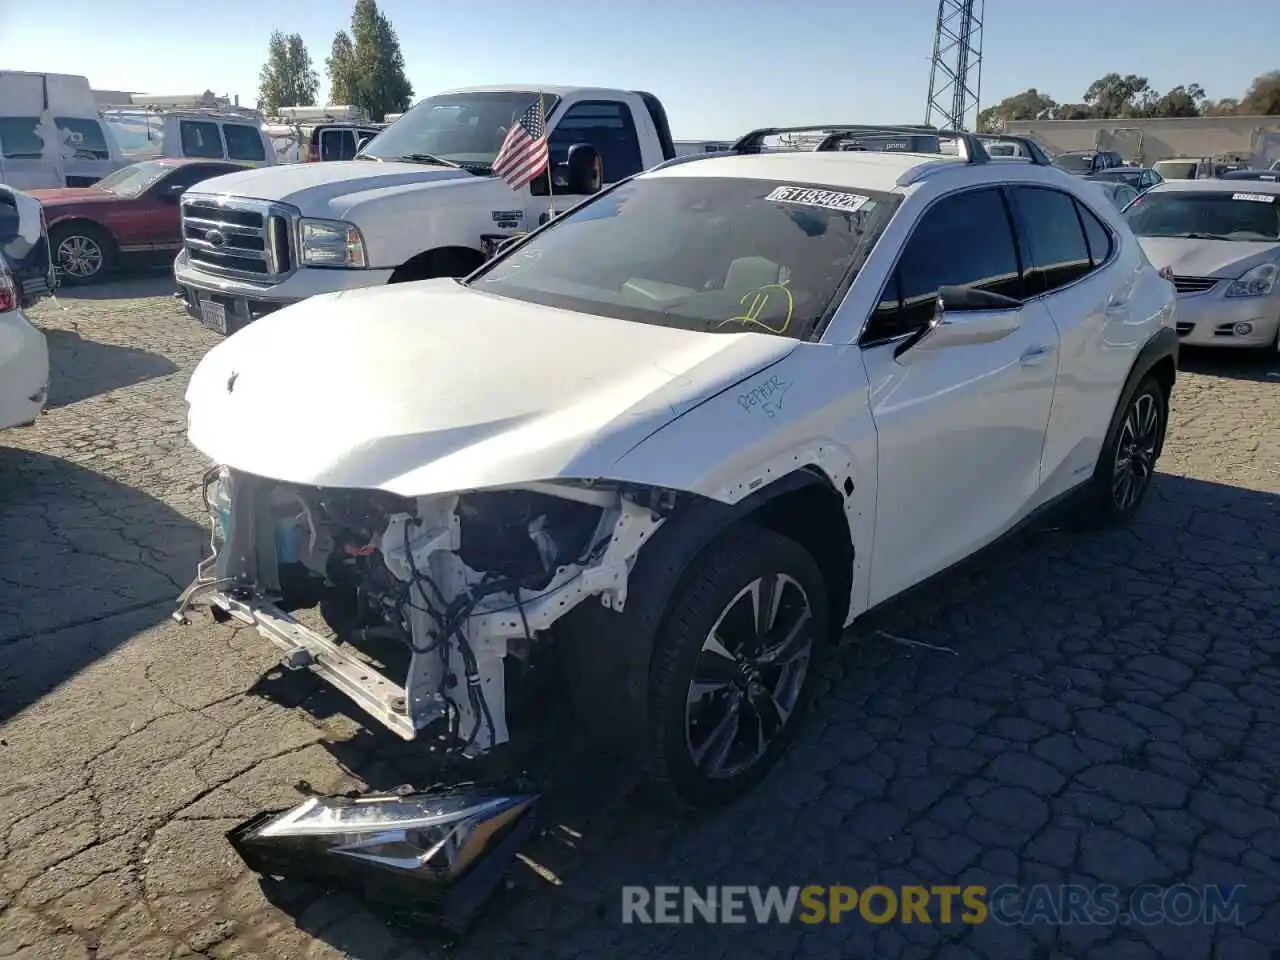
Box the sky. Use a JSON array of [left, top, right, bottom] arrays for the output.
[[2, 0, 1277, 139]]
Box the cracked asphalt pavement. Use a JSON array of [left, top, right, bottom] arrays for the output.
[[2, 274, 1278, 959]]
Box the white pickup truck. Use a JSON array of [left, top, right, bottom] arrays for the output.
[[174, 84, 677, 334]]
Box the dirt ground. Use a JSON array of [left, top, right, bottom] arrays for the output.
[[2, 274, 1278, 959]]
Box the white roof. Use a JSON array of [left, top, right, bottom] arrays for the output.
[[1149, 178, 1280, 196], [431, 84, 618, 99], [643, 150, 966, 194]]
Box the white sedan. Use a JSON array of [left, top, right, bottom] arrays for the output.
[[1124, 179, 1280, 350]]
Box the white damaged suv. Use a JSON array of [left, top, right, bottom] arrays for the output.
[[177, 127, 1179, 808]]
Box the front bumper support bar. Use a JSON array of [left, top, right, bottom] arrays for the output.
[[212, 591, 419, 740]]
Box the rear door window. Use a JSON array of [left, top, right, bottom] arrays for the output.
[[1011, 186, 1094, 295], [222, 124, 266, 162], [180, 120, 224, 159], [54, 118, 111, 160], [1077, 200, 1114, 266]]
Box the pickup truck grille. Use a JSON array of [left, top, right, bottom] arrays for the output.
[[182, 196, 294, 281], [1170, 276, 1218, 295]]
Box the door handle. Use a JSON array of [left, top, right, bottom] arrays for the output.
[[1020, 344, 1055, 366]]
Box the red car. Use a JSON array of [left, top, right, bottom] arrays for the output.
[[31, 158, 247, 285]]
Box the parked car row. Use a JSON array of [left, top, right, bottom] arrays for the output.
[[0, 71, 397, 193]]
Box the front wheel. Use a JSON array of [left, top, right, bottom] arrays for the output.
[[1079, 373, 1168, 528], [645, 525, 829, 809], [51, 223, 115, 285]]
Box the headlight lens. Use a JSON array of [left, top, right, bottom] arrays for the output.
[[298, 218, 368, 268], [1225, 263, 1277, 298]]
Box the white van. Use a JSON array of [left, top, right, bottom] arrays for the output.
[[263, 106, 382, 164], [0, 71, 125, 189], [101, 101, 275, 167]]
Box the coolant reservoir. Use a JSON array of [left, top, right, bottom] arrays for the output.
[[268, 487, 305, 565]]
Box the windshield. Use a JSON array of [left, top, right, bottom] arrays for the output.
[[93, 161, 171, 198], [1056, 153, 1095, 174], [1096, 169, 1141, 187], [358, 91, 554, 172], [1125, 191, 1280, 241], [468, 176, 899, 339], [1154, 161, 1197, 180]]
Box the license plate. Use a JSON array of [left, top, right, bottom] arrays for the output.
[[199, 299, 227, 334]]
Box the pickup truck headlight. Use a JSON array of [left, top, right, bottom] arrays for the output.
[[1225, 263, 1277, 298], [298, 218, 368, 268]]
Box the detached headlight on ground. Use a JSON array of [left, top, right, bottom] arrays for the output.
[[1225, 263, 1277, 298], [227, 786, 539, 931], [298, 218, 368, 268]]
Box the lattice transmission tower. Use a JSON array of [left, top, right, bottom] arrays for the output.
[[924, 0, 985, 132]]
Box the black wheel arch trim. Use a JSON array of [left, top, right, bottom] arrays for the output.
[[1114, 325, 1177, 449], [556, 467, 846, 755], [1126, 325, 1178, 397]]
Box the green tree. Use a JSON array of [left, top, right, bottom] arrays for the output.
[[1151, 83, 1205, 118], [330, 0, 413, 121], [1240, 70, 1280, 115], [1083, 73, 1154, 118], [1052, 103, 1094, 120], [257, 30, 319, 114], [326, 30, 358, 105], [976, 88, 1058, 132], [1201, 97, 1239, 117]]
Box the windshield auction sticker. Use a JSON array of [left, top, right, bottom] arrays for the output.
[[1232, 192, 1276, 202], [766, 185, 871, 213]]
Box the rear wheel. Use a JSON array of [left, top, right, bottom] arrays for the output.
[[51, 222, 115, 285], [645, 525, 829, 808], [1078, 373, 1167, 528]]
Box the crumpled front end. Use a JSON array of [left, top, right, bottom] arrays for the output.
[[175, 465, 668, 752]]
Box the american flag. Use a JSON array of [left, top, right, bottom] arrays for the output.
[[492, 98, 549, 190]]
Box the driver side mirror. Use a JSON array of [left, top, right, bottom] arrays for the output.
[[895, 285, 1022, 363], [564, 143, 603, 195]]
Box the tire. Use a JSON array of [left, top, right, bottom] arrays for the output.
[[389, 249, 483, 284], [1078, 373, 1168, 528], [644, 524, 829, 809], [50, 222, 115, 286]]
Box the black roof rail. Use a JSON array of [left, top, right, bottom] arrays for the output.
[[968, 131, 1054, 167], [729, 124, 1054, 168]]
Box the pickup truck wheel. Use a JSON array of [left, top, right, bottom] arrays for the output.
[[389, 249, 483, 284], [50, 223, 114, 285], [1079, 373, 1167, 528], [645, 525, 829, 809]]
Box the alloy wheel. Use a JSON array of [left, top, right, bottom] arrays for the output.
[[1111, 391, 1160, 511], [57, 235, 104, 279], [684, 572, 815, 780]]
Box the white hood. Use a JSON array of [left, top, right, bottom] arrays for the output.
[[1136, 236, 1280, 278], [192, 160, 477, 218], [185, 280, 796, 496]]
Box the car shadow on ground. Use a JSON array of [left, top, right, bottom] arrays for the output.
[[1179, 345, 1280, 384], [43, 326, 177, 408], [0, 447, 203, 723], [236, 470, 1280, 957], [50, 269, 175, 302]]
